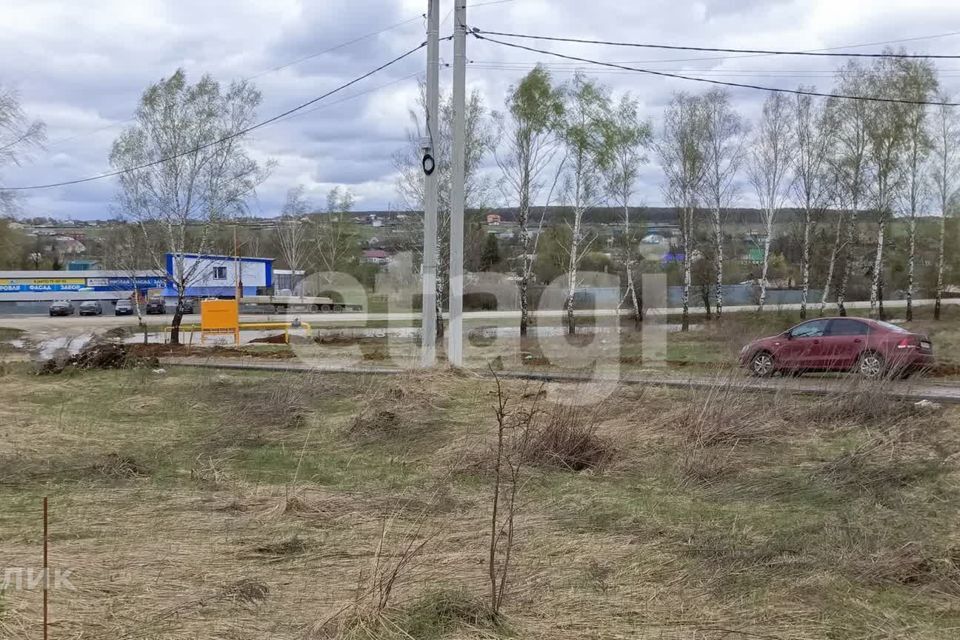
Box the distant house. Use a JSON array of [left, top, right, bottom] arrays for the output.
[[54, 235, 86, 255], [486, 213, 502, 226], [362, 249, 391, 265]]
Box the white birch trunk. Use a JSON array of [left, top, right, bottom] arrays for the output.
[[800, 206, 811, 320], [714, 206, 723, 318], [566, 208, 582, 336], [935, 213, 946, 320], [757, 211, 774, 311], [622, 203, 642, 327], [836, 207, 859, 316], [907, 214, 916, 321], [518, 163, 531, 337], [869, 217, 886, 316], [820, 213, 844, 316], [681, 209, 692, 331]]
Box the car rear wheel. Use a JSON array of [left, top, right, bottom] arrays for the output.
[[750, 351, 775, 377], [857, 352, 885, 379]]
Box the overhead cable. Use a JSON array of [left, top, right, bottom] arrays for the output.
[[472, 33, 960, 106], [4, 42, 427, 191]]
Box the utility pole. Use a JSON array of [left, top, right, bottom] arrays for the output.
[[448, 0, 467, 366], [420, 0, 440, 367]]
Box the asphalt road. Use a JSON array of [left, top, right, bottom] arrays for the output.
[[1, 296, 957, 332]]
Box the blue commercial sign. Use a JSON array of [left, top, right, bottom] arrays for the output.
[[0, 276, 166, 293]]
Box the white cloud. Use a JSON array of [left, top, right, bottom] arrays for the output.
[[1, 0, 959, 218]]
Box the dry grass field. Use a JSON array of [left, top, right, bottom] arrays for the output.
[[1, 361, 960, 639]]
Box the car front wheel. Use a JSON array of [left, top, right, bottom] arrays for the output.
[[750, 351, 775, 377], [857, 352, 885, 379]]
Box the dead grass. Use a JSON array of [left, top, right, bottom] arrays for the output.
[[253, 534, 310, 557], [817, 434, 946, 498], [3, 366, 960, 639], [346, 374, 449, 442], [92, 452, 150, 479], [525, 402, 616, 472]]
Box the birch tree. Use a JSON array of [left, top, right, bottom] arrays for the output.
[[819, 172, 845, 316], [699, 88, 745, 318], [830, 63, 870, 316], [791, 90, 833, 319], [863, 54, 916, 318], [931, 94, 960, 320], [495, 66, 565, 337], [110, 69, 269, 344], [0, 84, 46, 215], [603, 93, 651, 327], [657, 92, 706, 332], [311, 186, 359, 276], [896, 59, 938, 321], [560, 74, 611, 336], [747, 93, 794, 311], [274, 186, 309, 293]]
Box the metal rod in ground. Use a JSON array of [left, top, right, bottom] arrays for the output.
[[43, 496, 48, 640], [448, 0, 467, 366]]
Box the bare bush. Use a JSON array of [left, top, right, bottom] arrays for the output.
[[37, 340, 160, 375], [488, 371, 541, 617], [525, 402, 615, 471], [311, 512, 438, 639]]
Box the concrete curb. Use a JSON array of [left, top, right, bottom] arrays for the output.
[[162, 357, 960, 405]]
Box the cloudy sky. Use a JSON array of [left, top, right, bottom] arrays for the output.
[[2, 0, 960, 219]]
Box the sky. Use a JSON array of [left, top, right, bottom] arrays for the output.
[[2, 0, 960, 220]]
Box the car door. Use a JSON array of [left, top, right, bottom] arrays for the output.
[[822, 318, 870, 370], [782, 319, 830, 369]]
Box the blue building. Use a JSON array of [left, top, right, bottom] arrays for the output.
[[163, 253, 273, 299]]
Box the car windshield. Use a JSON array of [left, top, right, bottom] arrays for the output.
[[874, 320, 909, 333]]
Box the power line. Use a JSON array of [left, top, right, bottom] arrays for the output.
[[246, 15, 422, 80], [4, 43, 427, 192], [553, 30, 960, 66], [469, 61, 960, 77], [471, 27, 960, 59], [471, 34, 960, 106], [36, 15, 424, 150]]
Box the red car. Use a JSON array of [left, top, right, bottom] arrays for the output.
[[739, 317, 934, 379]]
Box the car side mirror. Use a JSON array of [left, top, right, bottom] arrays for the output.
[[784, 332, 793, 340]]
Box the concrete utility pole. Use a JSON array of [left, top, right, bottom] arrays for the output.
[[448, 0, 467, 366], [421, 0, 440, 367]]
